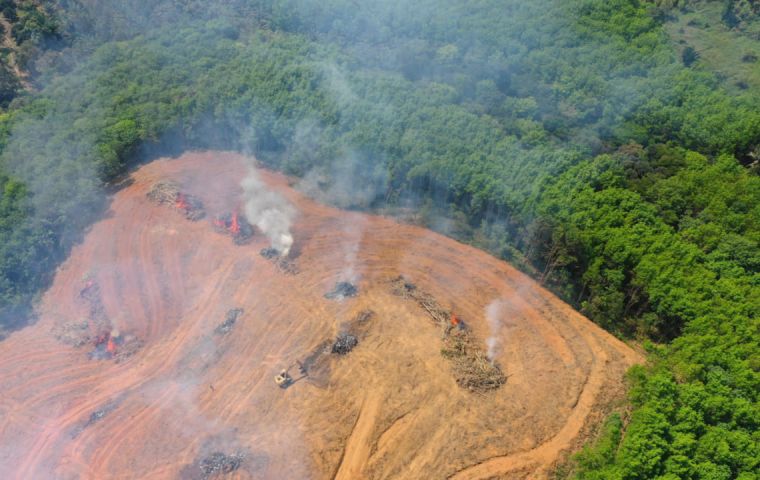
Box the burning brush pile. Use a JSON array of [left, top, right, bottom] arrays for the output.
[[147, 181, 205, 221], [52, 279, 143, 362], [89, 329, 143, 362], [213, 212, 254, 245], [391, 276, 506, 394]]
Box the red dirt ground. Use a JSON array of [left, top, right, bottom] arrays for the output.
[[0, 151, 641, 479]]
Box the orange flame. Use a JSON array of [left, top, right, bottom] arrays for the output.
[[175, 193, 189, 211], [94, 332, 108, 346], [106, 336, 116, 354], [230, 212, 240, 235]]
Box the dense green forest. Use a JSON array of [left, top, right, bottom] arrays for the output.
[[0, 0, 757, 478]]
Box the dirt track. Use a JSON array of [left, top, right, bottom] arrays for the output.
[[0, 152, 640, 479]]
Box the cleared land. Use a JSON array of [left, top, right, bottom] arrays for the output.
[[0, 151, 640, 479]]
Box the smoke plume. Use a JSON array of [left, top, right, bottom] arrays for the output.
[[485, 300, 505, 363], [241, 169, 295, 256]]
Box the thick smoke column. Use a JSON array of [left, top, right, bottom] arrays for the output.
[[241, 169, 295, 256]]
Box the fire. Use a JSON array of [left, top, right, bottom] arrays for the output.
[[93, 331, 118, 356], [230, 212, 240, 235], [106, 336, 117, 354], [94, 332, 109, 346], [175, 193, 189, 211]]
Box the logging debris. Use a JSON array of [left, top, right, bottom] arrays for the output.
[[390, 275, 506, 393]]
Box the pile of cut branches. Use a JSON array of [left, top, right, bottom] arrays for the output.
[[146, 181, 205, 221], [391, 275, 505, 393]]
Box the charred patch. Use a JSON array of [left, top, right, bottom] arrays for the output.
[[70, 399, 121, 438], [215, 308, 243, 335], [181, 452, 245, 480], [259, 247, 299, 275]]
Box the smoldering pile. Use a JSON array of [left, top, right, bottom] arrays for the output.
[[181, 451, 245, 480], [330, 309, 372, 355], [200, 452, 244, 477], [390, 276, 506, 394], [331, 333, 358, 355], [296, 310, 375, 387], [147, 181, 205, 221], [259, 247, 299, 275], [324, 281, 358, 300], [259, 247, 280, 259], [215, 308, 243, 335]]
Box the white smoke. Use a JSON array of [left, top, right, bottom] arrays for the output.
[[485, 300, 506, 363], [241, 169, 295, 256], [339, 214, 366, 283]]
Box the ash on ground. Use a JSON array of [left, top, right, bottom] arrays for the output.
[[215, 308, 243, 335], [331, 333, 358, 355], [324, 281, 358, 300]]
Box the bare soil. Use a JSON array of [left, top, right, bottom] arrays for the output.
[[0, 151, 641, 479]]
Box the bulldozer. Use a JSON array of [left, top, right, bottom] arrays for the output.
[[274, 359, 308, 389], [274, 369, 293, 389]]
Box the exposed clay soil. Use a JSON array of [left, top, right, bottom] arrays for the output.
[[0, 151, 641, 479]]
